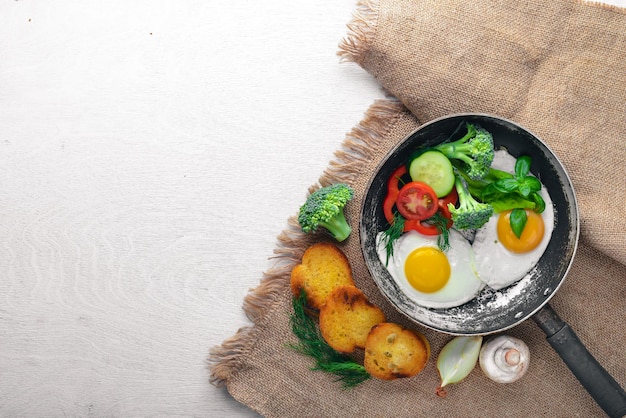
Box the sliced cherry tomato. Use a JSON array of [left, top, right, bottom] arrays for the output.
[[404, 189, 455, 234], [383, 166, 407, 223], [396, 181, 438, 221]]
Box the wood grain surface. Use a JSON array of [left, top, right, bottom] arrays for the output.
[[1, 0, 623, 417], [0, 1, 382, 416]]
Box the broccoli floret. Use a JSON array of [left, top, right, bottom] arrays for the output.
[[447, 176, 493, 230], [434, 123, 495, 180], [298, 183, 354, 242]]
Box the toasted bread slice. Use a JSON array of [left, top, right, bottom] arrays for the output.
[[364, 322, 430, 380], [290, 242, 355, 310], [319, 285, 386, 353]]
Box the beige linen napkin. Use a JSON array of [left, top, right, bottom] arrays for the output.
[[209, 1, 626, 416]]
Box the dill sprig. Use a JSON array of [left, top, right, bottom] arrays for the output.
[[380, 212, 405, 266], [430, 211, 451, 252], [288, 290, 370, 388]]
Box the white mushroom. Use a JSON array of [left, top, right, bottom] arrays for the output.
[[479, 335, 530, 383]]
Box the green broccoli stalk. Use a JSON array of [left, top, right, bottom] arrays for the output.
[[447, 176, 493, 230], [434, 123, 495, 180], [298, 183, 354, 242]]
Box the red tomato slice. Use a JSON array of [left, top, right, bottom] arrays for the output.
[[396, 182, 438, 221]]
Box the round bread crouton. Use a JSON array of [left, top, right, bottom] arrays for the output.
[[290, 242, 355, 310], [319, 286, 386, 353], [364, 322, 430, 380]]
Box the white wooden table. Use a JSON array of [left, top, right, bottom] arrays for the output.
[[1, 1, 623, 416]]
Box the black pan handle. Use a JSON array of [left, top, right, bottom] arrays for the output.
[[533, 303, 626, 418]]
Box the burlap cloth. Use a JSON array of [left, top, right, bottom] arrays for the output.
[[209, 0, 626, 416]]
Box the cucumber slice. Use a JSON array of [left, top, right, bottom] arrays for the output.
[[409, 150, 455, 197]]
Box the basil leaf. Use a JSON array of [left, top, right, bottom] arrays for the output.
[[478, 183, 504, 201], [518, 182, 531, 197], [515, 156, 532, 179], [494, 178, 519, 193], [522, 176, 542, 193], [489, 196, 536, 213], [484, 168, 514, 182], [509, 208, 527, 239], [531, 192, 546, 213]]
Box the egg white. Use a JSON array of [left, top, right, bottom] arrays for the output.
[[376, 229, 484, 309], [471, 150, 555, 290]]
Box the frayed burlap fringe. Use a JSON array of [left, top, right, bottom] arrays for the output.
[[208, 98, 406, 388], [337, 0, 379, 65], [579, 0, 626, 12]]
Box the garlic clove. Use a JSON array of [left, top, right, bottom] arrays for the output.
[[436, 336, 483, 397], [479, 335, 530, 384]]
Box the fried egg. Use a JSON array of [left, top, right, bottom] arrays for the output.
[[376, 229, 484, 309], [472, 150, 555, 290]]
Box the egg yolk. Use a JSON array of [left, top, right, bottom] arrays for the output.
[[404, 247, 450, 293], [497, 209, 545, 253]]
